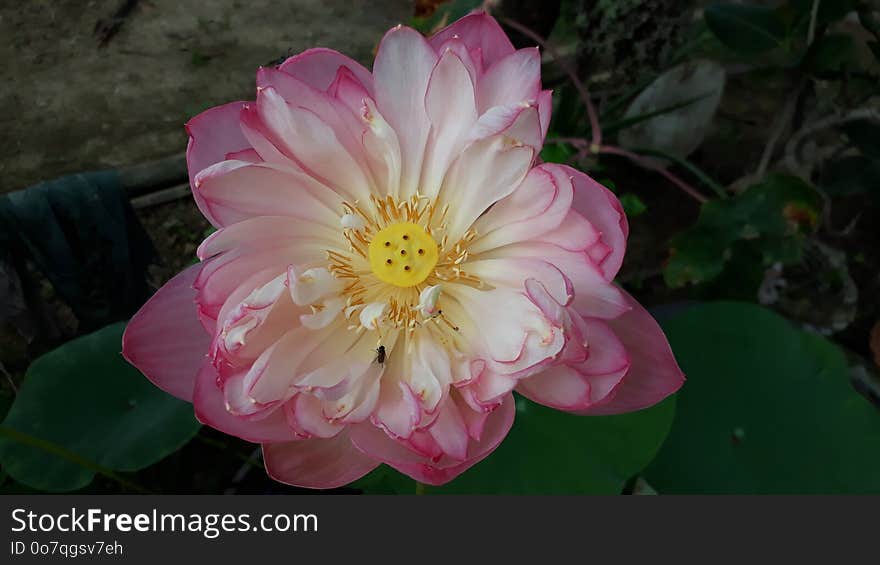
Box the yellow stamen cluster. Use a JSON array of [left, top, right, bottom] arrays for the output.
[[327, 194, 484, 334]]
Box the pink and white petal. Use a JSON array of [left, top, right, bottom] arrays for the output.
[[580, 317, 630, 376], [373, 25, 438, 198], [486, 242, 631, 319], [459, 369, 519, 410], [515, 316, 630, 412], [534, 210, 602, 256], [285, 394, 344, 439], [193, 362, 295, 443], [431, 36, 482, 85], [328, 65, 373, 118], [185, 101, 251, 227], [239, 103, 296, 166], [278, 47, 374, 94], [468, 102, 542, 152], [198, 215, 340, 261], [215, 275, 305, 366], [372, 377, 421, 439], [428, 11, 515, 69], [294, 330, 372, 390], [194, 248, 298, 321], [223, 372, 278, 417], [255, 87, 373, 202], [453, 286, 564, 372], [194, 160, 341, 230], [427, 398, 469, 461], [579, 290, 685, 415], [257, 67, 377, 187], [350, 393, 516, 486], [421, 49, 478, 198], [407, 336, 453, 416], [470, 164, 571, 253], [225, 148, 261, 162], [476, 47, 541, 112], [516, 365, 592, 412], [243, 324, 339, 405], [263, 430, 379, 489], [440, 136, 534, 241], [324, 362, 384, 424], [467, 258, 572, 306], [451, 389, 490, 440], [538, 89, 553, 140], [564, 165, 629, 280], [359, 98, 403, 198], [123, 264, 208, 401]]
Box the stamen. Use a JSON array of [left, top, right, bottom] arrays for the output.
[[326, 195, 482, 341]]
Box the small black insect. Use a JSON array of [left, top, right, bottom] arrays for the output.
[[375, 345, 386, 364]]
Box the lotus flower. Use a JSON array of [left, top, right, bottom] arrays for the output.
[[123, 12, 684, 488]]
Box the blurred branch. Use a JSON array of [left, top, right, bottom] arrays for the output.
[[547, 138, 712, 203], [807, 0, 821, 45], [598, 146, 710, 203], [784, 107, 880, 173], [629, 148, 728, 199], [0, 362, 16, 394], [756, 81, 806, 179]]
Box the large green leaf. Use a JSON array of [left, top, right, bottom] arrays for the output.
[[0, 323, 200, 491], [646, 302, 880, 493], [704, 4, 786, 55], [359, 394, 676, 494]]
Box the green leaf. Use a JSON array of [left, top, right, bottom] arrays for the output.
[[540, 142, 575, 164], [359, 394, 677, 494], [665, 225, 732, 287], [646, 302, 880, 493], [0, 323, 201, 492], [704, 3, 787, 55], [664, 174, 822, 288], [619, 193, 648, 217]]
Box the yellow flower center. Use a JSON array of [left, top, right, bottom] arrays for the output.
[[368, 222, 439, 287]]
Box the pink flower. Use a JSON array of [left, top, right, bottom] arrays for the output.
[[123, 12, 684, 489]]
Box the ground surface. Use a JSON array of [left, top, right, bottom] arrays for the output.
[[1, 0, 411, 193]]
